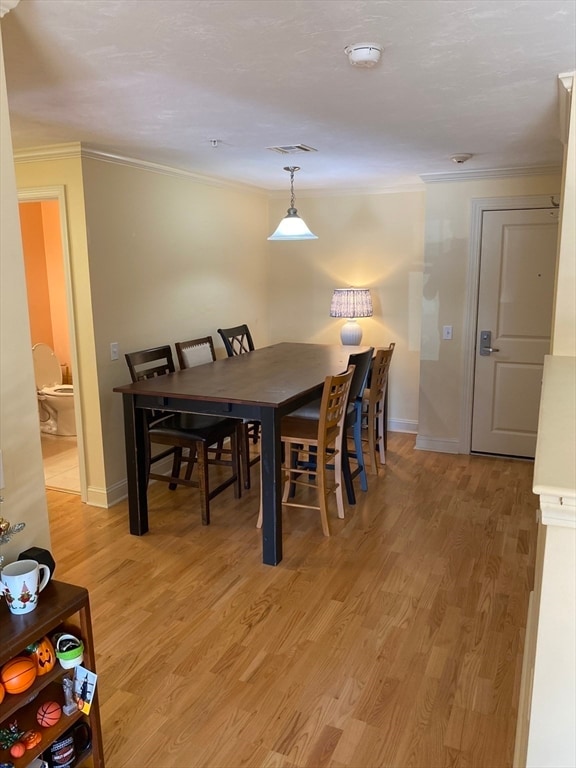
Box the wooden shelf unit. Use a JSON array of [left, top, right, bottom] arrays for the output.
[[0, 580, 104, 768]]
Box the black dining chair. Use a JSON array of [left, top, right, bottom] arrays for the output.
[[362, 343, 395, 470], [124, 345, 241, 525], [216, 324, 260, 488], [217, 324, 255, 357]]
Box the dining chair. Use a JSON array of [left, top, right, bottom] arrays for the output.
[[217, 324, 255, 357], [216, 323, 260, 489], [175, 335, 216, 369], [362, 343, 395, 471], [124, 345, 241, 525], [257, 365, 355, 537], [175, 335, 253, 490], [285, 347, 374, 505]]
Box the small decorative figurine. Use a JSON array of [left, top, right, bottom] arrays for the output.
[[0, 721, 24, 750], [62, 675, 76, 716]]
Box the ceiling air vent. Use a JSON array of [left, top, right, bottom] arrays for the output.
[[267, 144, 317, 154]]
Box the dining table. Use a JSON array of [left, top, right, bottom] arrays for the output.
[[113, 341, 368, 565]]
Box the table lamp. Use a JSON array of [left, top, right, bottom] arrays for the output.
[[330, 287, 373, 345]]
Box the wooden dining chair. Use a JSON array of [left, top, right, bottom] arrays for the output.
[[216, 324, 260, 488], [362, 343, 395, 471], [285, 347, 374, 505], [124, 345, 241, 525], [257, 366, 354, 537], [217, 324, 255, 357]]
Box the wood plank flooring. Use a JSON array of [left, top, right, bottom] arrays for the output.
[[45, 433, 537, 767]]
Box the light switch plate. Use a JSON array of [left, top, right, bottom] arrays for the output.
[[442, 325, 453, 340]]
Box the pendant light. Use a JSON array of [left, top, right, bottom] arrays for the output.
[[268, 166, 318, 241]]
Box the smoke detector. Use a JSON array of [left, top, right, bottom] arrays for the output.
[[344, 43, 382, 68], [451, 154, 473, 164]]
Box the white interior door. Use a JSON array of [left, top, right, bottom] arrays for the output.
[[471, 207, 559, 457]]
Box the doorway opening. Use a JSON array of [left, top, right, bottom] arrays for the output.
[[18, 187, 85, 497]]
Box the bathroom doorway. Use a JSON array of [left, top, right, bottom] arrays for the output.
[[18, 187, 85, 496]]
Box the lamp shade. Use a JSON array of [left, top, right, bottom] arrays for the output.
[[330, 288, 373, 319], [330, 288, 373, 345]]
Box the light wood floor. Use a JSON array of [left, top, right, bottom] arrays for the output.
[[46, 433, 537, 768]]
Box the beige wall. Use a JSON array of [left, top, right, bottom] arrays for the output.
[[417, 173, 562, 450], [267, 190, 426, 432], [79, 157, 269, 496], [0, 29, 50, 561], [552, 83, 576, 356]]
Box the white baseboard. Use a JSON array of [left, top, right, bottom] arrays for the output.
[[415, 435, 460, 454], [389, 418, 418, 434]]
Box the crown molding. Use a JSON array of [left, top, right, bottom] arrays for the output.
[[268, 181, 426, 198], [420, 165, 561, 184], [0, 0, 19, 19], [13, 143, 265, 194]]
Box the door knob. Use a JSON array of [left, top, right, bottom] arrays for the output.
[[479, 330, 499, 356]]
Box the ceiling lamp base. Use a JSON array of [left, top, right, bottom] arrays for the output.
[[340, 320, 363, 346]]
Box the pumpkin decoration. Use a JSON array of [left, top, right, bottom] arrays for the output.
[[0, 681, 5, 704], [26, 636, 56, 676], [21, 730, 42, 750], [10, 740, 26, 758], [0, 656, 37, 694]]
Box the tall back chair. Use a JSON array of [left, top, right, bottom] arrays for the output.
[[175, 335, 216, 369], [362, 343, 395, 471], [343, 347, 375, 502], [217, 324, 255, 357], [258, 366, 355, 537], [216, 324, 260, 488], [124, 345, 241, 525], [281, 347, 374, 506]]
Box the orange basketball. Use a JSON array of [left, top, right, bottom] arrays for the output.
[[36, 701, 62, 728], [1, 655, 37, 694], [37, 700, 62, 728]]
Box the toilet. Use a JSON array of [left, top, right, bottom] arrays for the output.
[[32, 343, 76, 436]]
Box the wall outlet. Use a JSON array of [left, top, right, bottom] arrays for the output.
[[442, 325, 453, 340], [110, 342, 119, 361]]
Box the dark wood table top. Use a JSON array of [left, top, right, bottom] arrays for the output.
[[114, 342, 369, 409]]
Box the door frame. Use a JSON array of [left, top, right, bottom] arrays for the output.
[[460, 194, 560, 454], [18, 185, 87, 501]]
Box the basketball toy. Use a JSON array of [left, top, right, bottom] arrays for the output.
[[0, 656, 37, 694], [37, 700, 62, 728]]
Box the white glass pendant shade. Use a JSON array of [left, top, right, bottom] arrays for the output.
[[268, 208, 318, 240], [268, 166, 317, 241]]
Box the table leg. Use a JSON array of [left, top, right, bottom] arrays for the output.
[[122, 393, 149, 535], [259, 408, 283, 565]]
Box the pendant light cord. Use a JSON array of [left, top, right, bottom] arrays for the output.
[[284, 166, 300, 212]]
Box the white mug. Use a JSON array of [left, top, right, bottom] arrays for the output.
[[0, 559, 51, 614]]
